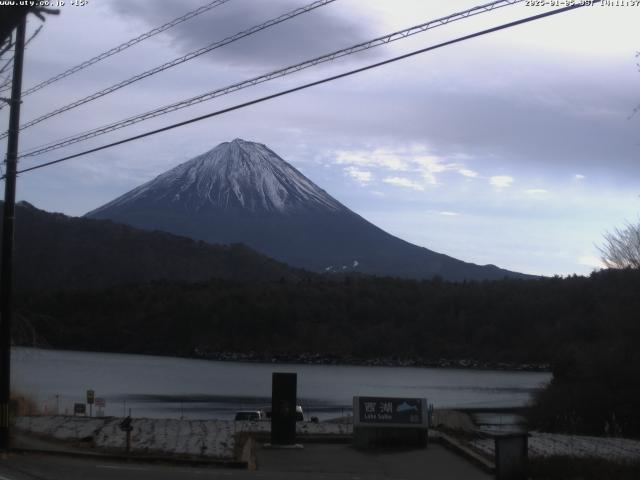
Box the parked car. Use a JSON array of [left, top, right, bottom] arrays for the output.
[[258, 405, 304, 421], [259, 406, 272, 420], [234, 410, 262, 421]]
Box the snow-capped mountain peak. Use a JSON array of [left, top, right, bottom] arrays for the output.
[[89, 139, 343, 215]]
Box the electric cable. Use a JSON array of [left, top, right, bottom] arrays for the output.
[[11, 1, 599, 178], [17, 0, 525, 157], [0, 0, 338, 138], [0, 0, 233, 98]]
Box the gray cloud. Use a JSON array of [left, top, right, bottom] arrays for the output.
[[253, 55, 640, 189], [106, 0, 375, 71]]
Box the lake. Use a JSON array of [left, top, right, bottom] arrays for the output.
[[11, 347, 550, 420]]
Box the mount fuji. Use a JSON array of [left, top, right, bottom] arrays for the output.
[[86, 139, 528, 281]]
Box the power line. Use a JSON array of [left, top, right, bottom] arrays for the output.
[[0, 56, 12, 77], [0, 0, 233, 99], [24, 24, 43, 49], [0, 32, 14, 92], [0, 35, 12, 58], [1, 0, 338, 139], [12, 2, 599, 178], [0, 25, 43, 92], [18, 0, 525, 158]]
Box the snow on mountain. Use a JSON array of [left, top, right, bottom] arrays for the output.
[[88, 139, 342, 216]]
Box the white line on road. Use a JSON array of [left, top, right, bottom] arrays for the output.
[[0, 475, 15, 480], [95, 464, 149, 472], [194, 472, 232, 475]]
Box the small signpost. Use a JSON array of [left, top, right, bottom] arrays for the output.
[[86, 389, 95, 417], [95, 397, 106, 417], [119, 416, 133, 453], [353, 396, 428, 448]]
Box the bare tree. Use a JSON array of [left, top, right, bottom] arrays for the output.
[[602, 52, 640, 268], [599, 221, 640, 269]]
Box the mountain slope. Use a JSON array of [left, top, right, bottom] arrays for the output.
[[86, 139, 530, 281], [3, 201, 305, 291]]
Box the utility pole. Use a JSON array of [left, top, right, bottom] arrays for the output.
[[0, 16, 26, 451]]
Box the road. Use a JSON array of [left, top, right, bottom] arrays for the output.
[[0, 444, 491, 480], [2, 453, 241, 480]]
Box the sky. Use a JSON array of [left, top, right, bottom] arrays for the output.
[[1, 0, 638, 276]]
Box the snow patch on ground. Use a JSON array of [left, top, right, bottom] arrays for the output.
[[471, 432, 640, 462], [15, 416, 352, 459]]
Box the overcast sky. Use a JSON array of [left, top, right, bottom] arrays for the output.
[[1, 0, 638, 276]]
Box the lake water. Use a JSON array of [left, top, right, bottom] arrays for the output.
[[11, 348, 551, 420]]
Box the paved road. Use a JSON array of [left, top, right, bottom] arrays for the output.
[[257, 443, 492, 479], [0, 444, 491, 480], [1, 453, 241, 480]]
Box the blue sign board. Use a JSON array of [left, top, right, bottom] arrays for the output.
[[353, 396, 427, 427]]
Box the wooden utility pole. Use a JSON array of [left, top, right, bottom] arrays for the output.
[[0, 16, 26, 451]]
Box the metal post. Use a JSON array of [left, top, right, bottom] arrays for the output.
[[0, 17, 26, 451]]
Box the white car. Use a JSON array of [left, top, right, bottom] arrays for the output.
[[234, 410, 262, 421], [259, 405, 305, 421]]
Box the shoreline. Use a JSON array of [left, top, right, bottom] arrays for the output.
[[14, 345, 551, 372], [190, 350, 551, 372]]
